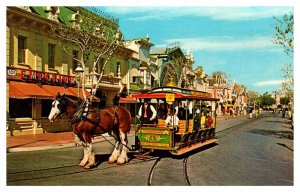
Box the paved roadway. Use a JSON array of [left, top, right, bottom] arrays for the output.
[[6, 111, 293, 186]]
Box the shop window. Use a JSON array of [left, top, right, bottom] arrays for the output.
[[18, 35, 27, 64], [48, 43, 55, 68], [9, 98, 32, 118], [41, 99, 52, 117], [116, 62, 121, 77]]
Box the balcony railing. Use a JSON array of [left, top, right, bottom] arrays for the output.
[[85, 73, 121, 89]]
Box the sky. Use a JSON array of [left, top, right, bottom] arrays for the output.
[[99, 6, 294, 94]]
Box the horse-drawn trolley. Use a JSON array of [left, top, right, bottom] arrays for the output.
[[131, 86, 219, 156]]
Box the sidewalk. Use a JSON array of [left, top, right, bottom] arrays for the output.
[[6, 114, 249, 153], [6, 131, 110, 153]]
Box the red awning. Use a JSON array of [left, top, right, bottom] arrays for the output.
[[42, 85, 76, 99], [67, 87, 99, 101], [9, 81, 53, 99], [119, 96, 137, 103]]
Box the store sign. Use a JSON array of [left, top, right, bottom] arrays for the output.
[[7, 67, 75, 85], [7, 68, 17, 76]]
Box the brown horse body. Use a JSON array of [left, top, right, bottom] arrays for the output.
[[48, 94, 132, 168]]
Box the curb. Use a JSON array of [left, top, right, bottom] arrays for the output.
[[6, 135, 116, 153]]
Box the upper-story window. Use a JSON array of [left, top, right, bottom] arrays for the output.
[[48, 43, 55, 68], [72, 50, 79, 71], [18, 35, 27, 64], [116, 62, 121, 77], [94, 57, 105, 73]]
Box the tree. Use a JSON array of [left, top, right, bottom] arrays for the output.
[[280, 96, 290, 106], [50, 7, 124, 101], [272, 13, 294, 57], [273, 12, 294, 115], [272, 12, 294, 107], [258, 92, 276, 107], [247, 90, 260, 105]]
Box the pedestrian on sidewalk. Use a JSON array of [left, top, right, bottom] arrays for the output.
[[255, 108, 259, 118], [249, 108, 253, 119]]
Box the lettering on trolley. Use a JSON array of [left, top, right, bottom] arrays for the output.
[[140, 130, 169, 135], [140, 142, 170, 148], [143, 135, 166, 142]]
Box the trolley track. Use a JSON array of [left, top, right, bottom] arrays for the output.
[[7, 156, 158, 183], [147, 157, 161, 185], [183, 157, 191, 185], [147, 156, 191, 186]]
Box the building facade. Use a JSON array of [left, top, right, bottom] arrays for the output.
[[6, 6, 133, 136], [125, 36, 158, 93]]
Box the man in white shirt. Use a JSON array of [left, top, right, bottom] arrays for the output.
[[165, 104, 179, 128]]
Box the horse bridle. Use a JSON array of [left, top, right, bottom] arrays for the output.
[[54, 98, 67, 119]]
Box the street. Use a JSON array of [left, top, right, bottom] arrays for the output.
[[7, 111, 293, 186]]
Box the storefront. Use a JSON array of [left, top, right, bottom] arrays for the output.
[[7, 67, 78, 136]]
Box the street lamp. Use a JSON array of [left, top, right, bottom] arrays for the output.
[[74, 65, 84, 99], [74, 65, 84, 146]]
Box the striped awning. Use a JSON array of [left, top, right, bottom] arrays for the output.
[[67, 87, 100, 101], [42, 85, 75, 99], [9, 81, 52, 99]]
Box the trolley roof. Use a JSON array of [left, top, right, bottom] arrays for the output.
[[131, 86, 219, 101]]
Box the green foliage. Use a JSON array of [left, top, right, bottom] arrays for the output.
[[280, 96, 290, 105], [272, 12, 294, 109], [258, 92, 276, 107], [272, 12, 294, 57]]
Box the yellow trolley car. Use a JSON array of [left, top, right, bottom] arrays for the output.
[[131, 86, 219, 155]]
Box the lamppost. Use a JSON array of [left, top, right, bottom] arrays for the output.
[[74, 65, 84, 99], [74, 64, 84, 146]]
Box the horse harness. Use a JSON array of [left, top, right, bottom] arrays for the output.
[[68, 100, 132, 151], [70, 101, 100, 126], [70, 101, 119, 135]]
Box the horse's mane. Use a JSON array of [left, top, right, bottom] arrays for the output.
[[62, 94, 82, 107]]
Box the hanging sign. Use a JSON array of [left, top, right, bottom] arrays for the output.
[[166, 93, 175, 102]]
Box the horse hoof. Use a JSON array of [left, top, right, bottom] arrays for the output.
[[108, 159, 116, 164], [116, 160, 124, 165], [108, 157, 117, 164], [117, 157, 128, 165], [84, 164, 94, 169]]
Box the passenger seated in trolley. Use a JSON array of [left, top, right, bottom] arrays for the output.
[[137, 99, 157, 124], [200, 111, 206, 128], [165, 104, 179, 129], [193, 105, 201, 130], [205, 113, 213, 128]]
